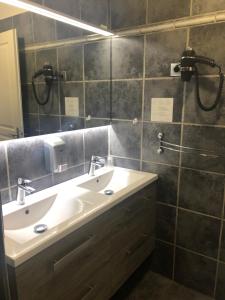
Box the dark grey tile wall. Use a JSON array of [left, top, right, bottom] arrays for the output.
[[0, 126, 109, 205], [109, 4, 225, 300]]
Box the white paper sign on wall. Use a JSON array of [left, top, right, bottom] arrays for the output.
[[65, 97, 79, 117], [151, 98, 174, 122]]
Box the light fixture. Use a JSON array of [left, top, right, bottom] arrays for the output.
[[0, 0, 114, 36]]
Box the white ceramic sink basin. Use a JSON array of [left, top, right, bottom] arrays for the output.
[[3, 167, 158, 267], [77, 168, 145, 195], [3, 190, 99, 245]]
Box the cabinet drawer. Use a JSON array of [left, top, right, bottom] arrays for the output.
[[14, 213, 111, 300], [111, 233, 154, 293]]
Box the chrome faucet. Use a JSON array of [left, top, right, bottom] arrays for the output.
[[16, 178, 36, 205], [89, 156, 105, 176]]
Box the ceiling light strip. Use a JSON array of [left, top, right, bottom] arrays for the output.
[[0, 0, 113, 36]]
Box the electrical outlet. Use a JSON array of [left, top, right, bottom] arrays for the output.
[[170, 63, 181, 77]]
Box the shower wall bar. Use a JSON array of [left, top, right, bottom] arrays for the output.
[[157, 132, 225, 159], [24, 9, 225, 51]]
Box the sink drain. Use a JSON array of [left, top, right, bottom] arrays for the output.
[[34, 224, 48, 234], [104, 189, 114, 196]]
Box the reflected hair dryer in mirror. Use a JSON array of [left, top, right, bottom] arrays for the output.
[[32, 63, 63, 106], [178, 48, 224, 111]]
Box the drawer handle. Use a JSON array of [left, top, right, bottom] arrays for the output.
[[81, 285, 95, 300], [53, 235, 94, 273], [126, 233, 148, 256]]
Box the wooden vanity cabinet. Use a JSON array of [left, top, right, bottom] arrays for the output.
[[8, 182, 156, 300]]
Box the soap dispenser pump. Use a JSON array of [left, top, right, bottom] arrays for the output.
[[44, 137, 68, 173]]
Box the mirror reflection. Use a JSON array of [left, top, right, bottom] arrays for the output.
[[0, 1, 112, 140]]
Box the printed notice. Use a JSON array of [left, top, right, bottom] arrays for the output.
[[65, 97, 79, 117], [151, 98, 174, 122]]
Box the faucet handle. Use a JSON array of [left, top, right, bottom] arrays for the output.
[[18, 178, 32, 186]]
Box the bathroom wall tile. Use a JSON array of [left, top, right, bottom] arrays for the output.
[[60, 82, 84, 117], [37, 83, 60, 115], [112, 80, 143, 120], [179, 169, 224, 217], [193, 0, 225, 15], [44, 0, 82, 39], [146, 29, 187, 78], [177, 209, 221, 258], [142, 123, 181, 165], [13, 12, 33, 46], [53, 164, 84, 185], [23, 114, 40, 137], [144, 79, 184, 123], [56, 22, 82, 40], [112, 157, 140, 170], [0, 189, 10, 205], [81, 0, 109, 28], [175, 248, 217, 296], [0, 146, 9, 190], [156, 203, 176, 243], [7, 138, 48, 186], [44, 0, 81, 18], [60, 131, 84, 166], [84, 40, 110, 80], [39, 115, 60, 134], [142, 162, 178, 206], [181, 125, 225, 174], [189, 23, 225, 75], [148, 0, 190, 23], [22, 85, 39, 114], [110, 0, 146, 30], [219, 222, 225, 262], [110, 121, 141, 159], [84, 126, 108, 161], [36, 48, 57, 78], [216, 262, 225, 300], [149, 240, 174, 278], [85, 82, 110, 118], [112, 36, 144, 79], [58, 45, 83, 81], [32, 175, 54, 192], [33, 14, 56, 44], [0, 17, 13, 33], [61, 117, 85, 132], [19, 51, 36, 84], [184, 77, 225, 126]]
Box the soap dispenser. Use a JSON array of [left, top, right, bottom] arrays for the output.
[[44, 137, 68, 173]]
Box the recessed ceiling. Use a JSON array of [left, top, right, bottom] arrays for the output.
[[0, 3, 25, 20]]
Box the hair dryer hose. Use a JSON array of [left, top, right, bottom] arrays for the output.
[[194, 65, 224, 111], [32, 78, 52, 106]]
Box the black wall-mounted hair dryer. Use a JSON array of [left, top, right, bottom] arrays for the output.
[[178, 48, 224, 111], [32, 64, 63, 106]]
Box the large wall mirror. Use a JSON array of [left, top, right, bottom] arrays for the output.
[[0, 0, 112, 140]]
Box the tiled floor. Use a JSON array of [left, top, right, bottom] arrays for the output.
[[112, 266, 214, 300]]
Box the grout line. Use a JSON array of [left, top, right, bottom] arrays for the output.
[[3, 144, 12, 202], [145, 0, 149, 25], [190, 0, 193, 17], [172, 25, 189, 278], [157, 237, 225, 265], [140, 34, 147, 171], [213, 182, 225, 297], [24, 74, 221, 85]]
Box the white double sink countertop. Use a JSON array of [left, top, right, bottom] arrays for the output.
[[2, 167, 158, 267]]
